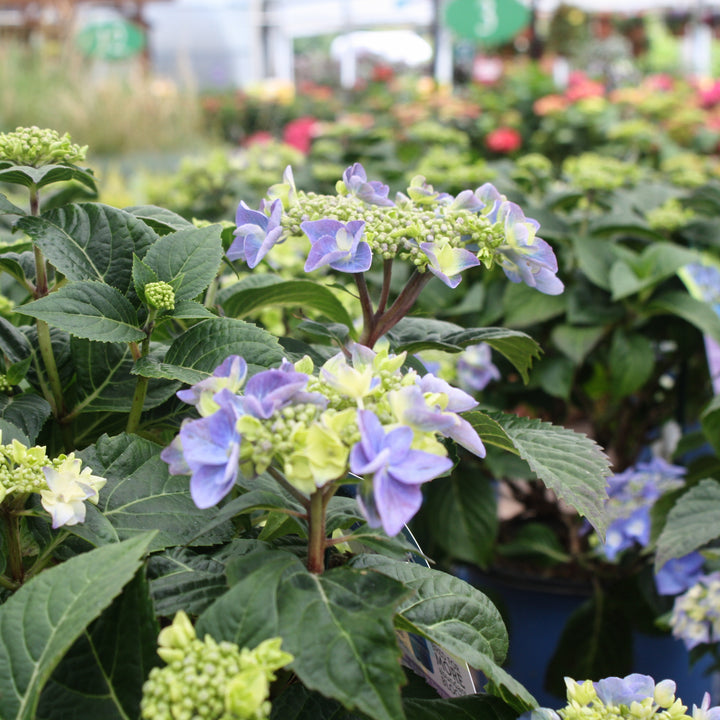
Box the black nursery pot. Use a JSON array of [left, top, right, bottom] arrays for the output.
[[454, 565, 720, 708]]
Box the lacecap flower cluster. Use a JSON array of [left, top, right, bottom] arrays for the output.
[[0, 434, 105, 528], [669, 572, 720, 651], [227, 162, 564, 295], [521, 674, 720, 720], [599, 457, 686, 562], [161, 344, 486, 536]]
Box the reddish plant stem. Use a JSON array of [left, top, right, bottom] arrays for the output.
[[361, 270, 432, 348], [375, 259, 393, 316]]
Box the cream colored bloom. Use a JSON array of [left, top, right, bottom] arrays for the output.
[[40, 455, 106, 528]]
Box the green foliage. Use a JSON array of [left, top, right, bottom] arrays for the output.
[[0, 533, 156, 720]]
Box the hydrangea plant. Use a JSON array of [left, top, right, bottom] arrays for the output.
[[0, 128, 612, 720]]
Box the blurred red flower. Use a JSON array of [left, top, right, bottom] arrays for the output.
[[283, 116, 319, 154], [485, 127, 522, 154]]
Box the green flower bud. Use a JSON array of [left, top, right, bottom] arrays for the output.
[[225, 666, 270, 719], [157, 610, 196, 663], [142, 614, 292, 720], [144, 281, 175, 311], [0, 126, 87, 167]]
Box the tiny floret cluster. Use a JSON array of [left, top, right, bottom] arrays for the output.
[[141, 611, 293, 720], [227, 163, 563, 295], [162, 345, 486, 535], [0, 126, 87, 167], [669, 572, 720, 650], [144, 281, 176, 311], [520, 674, 720, 720]]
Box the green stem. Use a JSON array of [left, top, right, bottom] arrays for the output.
[[29, 184, 72, 448], [1, 500, 26, 584], [126, 342, 150, 434], [126, 310, 156, 434], [0, 574, 19, 591], [36, 319, 65, 416], [204, 276, 218, 309]]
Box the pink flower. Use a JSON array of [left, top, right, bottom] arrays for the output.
[[485, 127, 522, 154], [282, 116, 318, 154]]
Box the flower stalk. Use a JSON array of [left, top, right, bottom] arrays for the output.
[[126, 309, 156, 434]]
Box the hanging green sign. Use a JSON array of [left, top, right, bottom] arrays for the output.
[[444, 0, 530, 46], [76, 19, 146, 61]]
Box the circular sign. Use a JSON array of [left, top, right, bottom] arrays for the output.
[[444, 0, 531, 46], [76, 19, 146, 61]]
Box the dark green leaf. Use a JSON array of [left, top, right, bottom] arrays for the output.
[[533, 356, 575, 400], [701, 395, 720, 457], [64, 502, 120, 548], [550, 325, 606, 365], [220, 279, 355, 332], [71, 338, 178, 413], [351, 556, 535, 712], [496, 523, 571, 565], [131, 356, 207, 385], [572, 235, 617, 291], [647, 291, 720, 345], [165, 300, 217, 320], [124, 204, 195, 234], [78, 433, 233, 552], [17, 282, 145, 342], [0, 192, 25, 215], [148, 546, 232, 617], [654, 479, 720, 571], [0, 533, 155, 720], [422, 471, 498, 567], [142, 224, 223, 301], [351, 556, 507, 663], [0, 251, 34, 287], [16, 203, 157, 293], [270, 684, 364, 719], [185, 485, 305, 547], [610, 243, 702, 301], [609, 330, 654, 398], [502, 282, 566, 329], [0, 316, 32, 363], [0, 164, 96, 191], [388, 319, 541, 384], [0, 393, 52, 444], [36, 570, 159, 720], [5, 356, 32, 386], [464, 412, 518, 455], [164, 318, 285, 376], [471, 412, 611, 536], [198, 549, 409, 720], [131, 254, 158, 303], [0, 419, 30, 445]]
